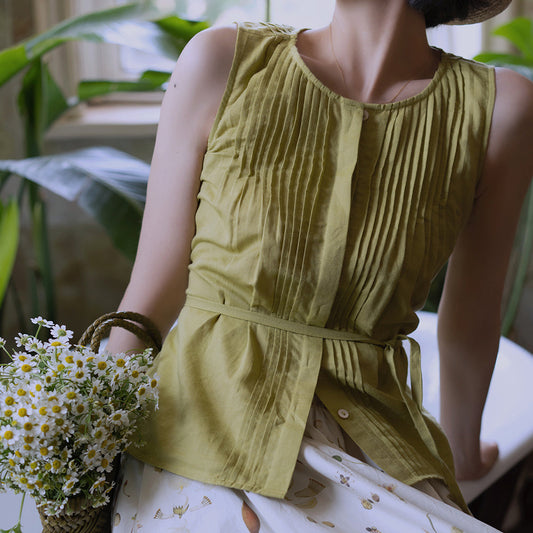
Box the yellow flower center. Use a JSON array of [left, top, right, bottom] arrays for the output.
[[151, 379, 158, 388], [101, 458, 109, 469], [116, 359, 126, 367], [97, 361, 107, 371], [86, 356, 94, 362], [57, 364, 65, 372], [35, 384, 42, 391], [76, 405, 85, 414], [23, 422, 33, 431], [88, 449, 96, 459], [24, 436, 34, 443], [17, 355, 27, 361], [52, 459, 61, 469], [52, 405, 61, 413], [76, 360, 83, 368], [75, 371, 84, 379], [3, 430, 14, 440], [39, 407, 47, 415], [41, 424, 50, 433], [40, 447, 49, 456], [50, 341, 62, 347], [131, 370, 139, 378], [4, 397, 15, 406], [65, 355, 74, 363], [16, 390, 26, 397], [4, 409, 13, 417], [17, 407, 28, 417], [66, 392, 76, 400], [21, 364, 32, 372]]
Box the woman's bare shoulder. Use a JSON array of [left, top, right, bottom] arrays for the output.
[[173, 25, 238, 90], [160, 25, 238, 142], [485, 67, 533, 186]]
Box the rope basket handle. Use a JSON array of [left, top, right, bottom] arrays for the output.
[[79, 311, 162, 354]]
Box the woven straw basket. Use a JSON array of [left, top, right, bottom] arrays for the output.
[[38, 312, 162, 533]]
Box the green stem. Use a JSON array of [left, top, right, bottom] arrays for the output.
[[17, 493, 25, 525], [265, 0, 271, 22], [501, 181, 533, 336]]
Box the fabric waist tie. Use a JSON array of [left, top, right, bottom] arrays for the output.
[[184, 295, 423, 408]]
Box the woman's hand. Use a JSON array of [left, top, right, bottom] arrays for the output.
[[453, 440, 499, 481]]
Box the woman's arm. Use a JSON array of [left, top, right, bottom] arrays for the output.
[[438, 67, 533, 480], [106, 25, 237, 354]]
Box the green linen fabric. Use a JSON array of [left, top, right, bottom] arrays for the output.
[[129, 22, 496, 512]]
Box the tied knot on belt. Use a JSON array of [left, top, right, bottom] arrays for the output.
[[185, 295, 423, 410]]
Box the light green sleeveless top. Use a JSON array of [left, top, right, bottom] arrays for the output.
[[130, 22, 495, 511]]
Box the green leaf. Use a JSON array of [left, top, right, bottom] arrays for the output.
[[502, 181, 533, 336], [155, 15, 209, 42], [139, 69, 172, 85], [0, 44, 28, 87], [492, 17, 533, 60], [0, 2, 192, 87], [23, 2, 170, 58], [0, 198, 20, 308], [78, 79, 163, 101], [76, 68, 170, 101], [0, 147, 149, 261], [473, 52, 533, 67], [17, 59, 68, 156]]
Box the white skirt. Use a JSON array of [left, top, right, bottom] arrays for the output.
[[112, 400, 500, 532]]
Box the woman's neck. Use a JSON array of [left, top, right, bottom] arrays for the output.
[[298, 0, 440, 103]]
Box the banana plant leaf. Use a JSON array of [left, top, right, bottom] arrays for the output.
[[474, 52, 533, 67], [0, 2, 205, 87], [18, 59, 69, 157], [77, 70, 170, 101], [0, 147, 149, 262], [493, 17, 533, 60], [0, 198, 19, 308]]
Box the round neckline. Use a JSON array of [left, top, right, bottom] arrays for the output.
[[288, 29, 448, 110]]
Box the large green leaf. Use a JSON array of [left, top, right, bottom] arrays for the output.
[[17, 59, 69, 156], [0, 198, 20, 308], [0, 147, 149, 261], [0, 2, 203, 87], [493, 17, 533, 60], [77, 69, 169, 101], [473, 52, 533, 67], [155, 16, 209, 42]]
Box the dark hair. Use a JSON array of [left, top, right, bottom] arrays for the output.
[[407, 0, 491, 28]]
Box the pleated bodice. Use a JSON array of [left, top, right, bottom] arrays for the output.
[[130, 22, 495, 511]]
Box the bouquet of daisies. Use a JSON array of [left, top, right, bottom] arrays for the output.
[[0, 316, 158, 530]]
